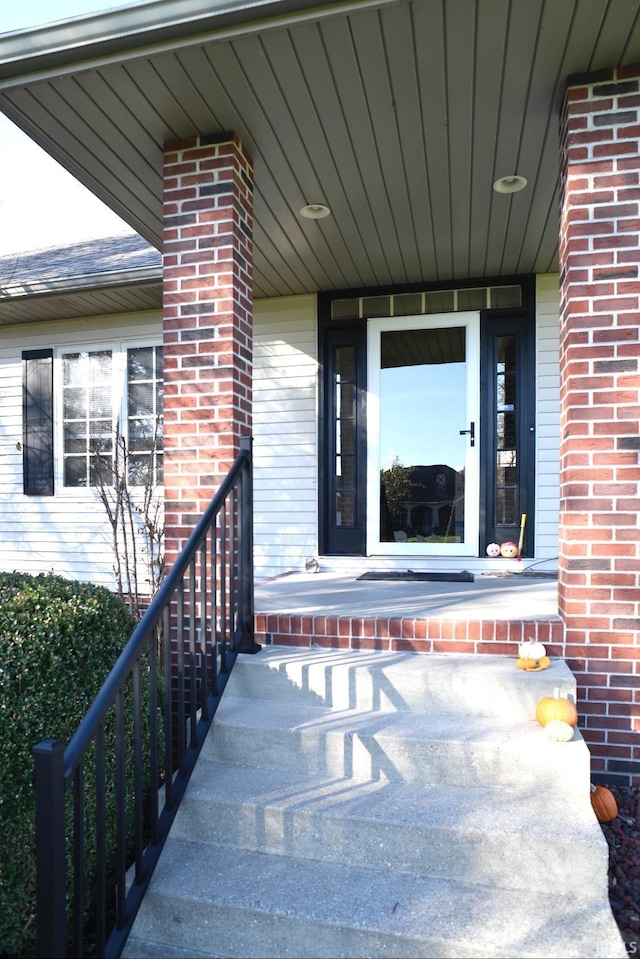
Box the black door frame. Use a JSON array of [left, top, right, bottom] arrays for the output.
[[318, 323, 367, 555], [318, 277, 536, 557], [479, 310, 536, 557]]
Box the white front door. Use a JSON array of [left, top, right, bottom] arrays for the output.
[[366, 312, 480, 556]]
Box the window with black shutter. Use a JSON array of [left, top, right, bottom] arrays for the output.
[[22, 349, 54, 496]]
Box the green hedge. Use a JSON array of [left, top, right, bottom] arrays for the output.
[[0, 572, 139, 958]]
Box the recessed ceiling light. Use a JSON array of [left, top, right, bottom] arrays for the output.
[[300, 203, 331, 219], [493, 175, 528, 194]]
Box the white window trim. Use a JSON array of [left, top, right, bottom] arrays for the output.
[[54, 336, 163, 495]]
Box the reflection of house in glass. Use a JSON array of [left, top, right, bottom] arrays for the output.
[[381, 464, 465, 543]]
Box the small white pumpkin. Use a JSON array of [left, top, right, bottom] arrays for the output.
[[545, 719, 574, 743], [518, 639, 546, 661]]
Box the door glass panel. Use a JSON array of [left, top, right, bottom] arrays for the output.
[[334, 346, 356, 527], [378, 326, 467, 545], [495, 335, 518, 526]]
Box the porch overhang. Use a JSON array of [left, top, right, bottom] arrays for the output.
[[1, 0, 639, 297]]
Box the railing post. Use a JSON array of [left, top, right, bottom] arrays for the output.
[[238, 435, 260, 653], [33, 739, 67, 959]]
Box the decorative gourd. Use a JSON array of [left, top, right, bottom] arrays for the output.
[[500, 541, 519, 558], [517, 656, 536, 670], [545, 719, 574, 742], [517, 655, 551, 672], [518, 639, 547, 661], [590, 784, 618, 823], [535, 688, 578, 727]]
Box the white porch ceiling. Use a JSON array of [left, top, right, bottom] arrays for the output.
[[1, 0, 640, 300]]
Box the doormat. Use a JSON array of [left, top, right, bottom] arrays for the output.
[[357, 571, 474, 583]]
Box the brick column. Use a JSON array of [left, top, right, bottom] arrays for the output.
[[559, 69, 640, 786], [162, 133, 253, 566]]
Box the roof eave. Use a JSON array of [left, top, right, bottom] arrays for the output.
[[0, 0, 393, 82], [0, 265, 162, 301]]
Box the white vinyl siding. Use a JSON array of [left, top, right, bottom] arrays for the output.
[[0, 298, 317, 589], [252, 294, 318, 580], [535, 274, 561, 564], [0, 311, 162, 587], [0, 283, 559, 588]]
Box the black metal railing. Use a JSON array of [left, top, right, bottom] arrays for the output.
[[33, 438, 259, 959]]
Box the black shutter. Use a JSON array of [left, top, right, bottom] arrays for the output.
[[22, 349, 54, 496]]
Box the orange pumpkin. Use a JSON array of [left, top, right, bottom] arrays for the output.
[[535, 688, 578, 727], [590, 784, 618, 823]]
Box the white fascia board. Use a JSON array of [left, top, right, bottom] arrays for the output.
[[0, 266, 161, 300], [0, 0, 398, 84]]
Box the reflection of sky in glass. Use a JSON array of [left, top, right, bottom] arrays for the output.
[[380, 363, 466, 470]]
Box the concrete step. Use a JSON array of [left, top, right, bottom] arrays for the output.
[[169, 758, 609, 898], [223, 648, 577, 721], [122, 647, 626, 959], [203, 696, 591, 791], [123, 838, 625, 959]]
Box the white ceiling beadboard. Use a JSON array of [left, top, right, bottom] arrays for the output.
[[0, 0, 639, 303]]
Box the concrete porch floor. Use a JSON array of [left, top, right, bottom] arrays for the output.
[[254, 570, 559, 621]]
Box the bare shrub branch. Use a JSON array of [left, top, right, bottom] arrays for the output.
[[91, 420, 164, 619]]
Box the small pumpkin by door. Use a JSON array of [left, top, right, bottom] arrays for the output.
[[535, 688, 578, 728], [590, 784, 618, 823]]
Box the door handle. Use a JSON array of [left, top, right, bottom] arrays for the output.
[[459, 422, 475, 447]]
